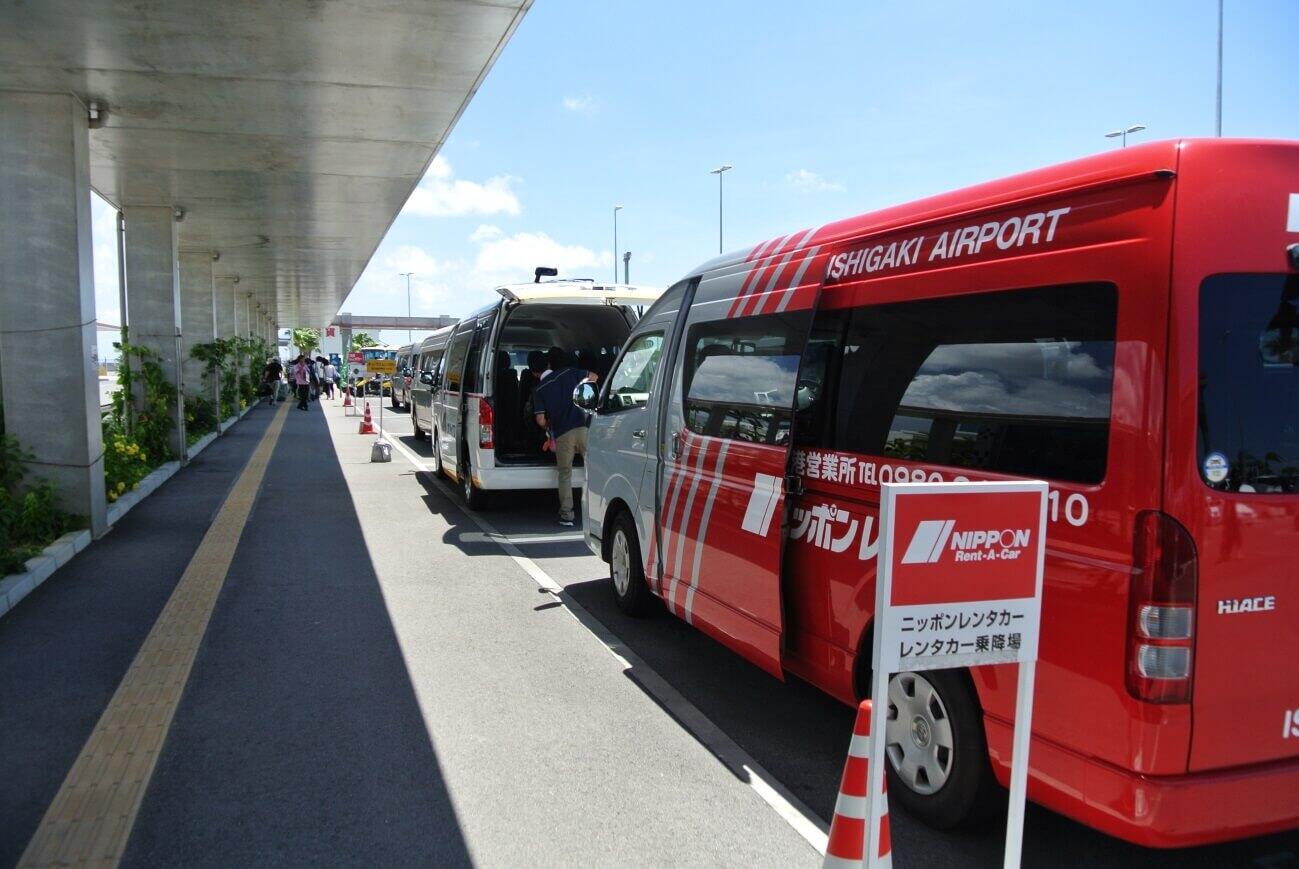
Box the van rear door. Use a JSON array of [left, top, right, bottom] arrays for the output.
[[1164, 141, 1299, 771], [654, 236, 824, 677]]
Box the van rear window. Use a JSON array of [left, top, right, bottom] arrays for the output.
[[1198, 274, 1299, 494], [800, 283, 1117, 484]]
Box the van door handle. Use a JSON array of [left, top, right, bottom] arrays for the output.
[[670, 430, 681, 459], [632, 429, 646, 439]]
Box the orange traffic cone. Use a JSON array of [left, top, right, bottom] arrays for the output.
[[358, 400, 375, 434], [824, 700, 892, 869], [342, 388, 353, 408]]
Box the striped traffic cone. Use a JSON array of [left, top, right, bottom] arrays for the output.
[[824, 699, 892, 869], [358, 401, 376, 434]]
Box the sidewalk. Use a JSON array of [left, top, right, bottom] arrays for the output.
[[0, 396, 820, 867]]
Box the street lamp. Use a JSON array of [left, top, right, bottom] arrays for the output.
[[613, 205, 623, 283], [1215, 0, 1224, 136], [710, 164, 732, 254], [399, 272, 413, 343], [1105, 124, 1147, 148]]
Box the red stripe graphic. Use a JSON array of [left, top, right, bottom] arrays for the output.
[[659, 432, 696, 613], [731, 230, 806, 319], [670, 437, 715, 616]]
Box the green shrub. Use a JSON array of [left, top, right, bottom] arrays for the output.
[[0, 436, 76, 575], [102, 419, 152, 502]]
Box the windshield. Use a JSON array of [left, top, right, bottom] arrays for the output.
[[1198, 273, 1299, 494]]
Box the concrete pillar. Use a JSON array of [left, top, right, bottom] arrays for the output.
[[121, 206, 186, 460], [0, 92, 108, 534], [179, 252, 216, 408], [214, 276, 236, 339]]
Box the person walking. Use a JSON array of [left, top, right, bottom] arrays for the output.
[[262, 356, 284, 405], [291, 354, 311, 410], [321, 357, 338, 399], [532, 350, 599, 526]]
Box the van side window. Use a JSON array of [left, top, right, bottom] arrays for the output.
[[818, 283, 1117, 484], [683, 311, 811, 445], [1199, 273, 1299, 493], [463, 313, 496, 395], [604, 332, 664, 411], [444, 327, 473, 393]]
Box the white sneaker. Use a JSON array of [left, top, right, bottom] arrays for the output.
[[558, 517, 575, 527]]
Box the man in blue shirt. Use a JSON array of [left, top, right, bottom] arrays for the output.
[[533, 350, 599, 526]]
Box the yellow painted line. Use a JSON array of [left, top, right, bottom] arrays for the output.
[[19, 402, 290, 868]]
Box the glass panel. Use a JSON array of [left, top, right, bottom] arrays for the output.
[[825, 283, 1116, 484], [683, 310, 810, 445], [605, 332, 664, 411], [1198, 274, 1299, 494]]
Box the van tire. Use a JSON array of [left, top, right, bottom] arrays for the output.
[[609, 511, 652, 616], [460, 451, 489, 510], [881, 668, 1002, 830]]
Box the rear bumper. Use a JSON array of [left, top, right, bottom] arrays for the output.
[[986, 717, 1299, 847], [475, 465, 586, 491]]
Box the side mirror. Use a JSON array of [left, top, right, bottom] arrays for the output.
[[572, 381, 599, 411], [419, 371, 434, 385]]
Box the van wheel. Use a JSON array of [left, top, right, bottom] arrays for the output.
[[412, 409, 427, 440], [882, 669, 1001, 829], [460, 453, 489, 510], [609, 511, 652, 616]]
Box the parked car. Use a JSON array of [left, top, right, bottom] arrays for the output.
[[391, 342, 415, 409], [577, 139, 1299, 848], [413, 273, 660, 509]]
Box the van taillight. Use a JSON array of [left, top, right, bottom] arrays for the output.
[[1126, 511, 1198, 703], [478, 397, 494, 449]]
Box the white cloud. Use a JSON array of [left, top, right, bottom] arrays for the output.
[[402, 156, 521, 218], [387, 244, 449, 277], [562, 94, 597, 113], [786, 169, 844, 193], [469, 224, 503, 243], [474, 231, 611, 281]]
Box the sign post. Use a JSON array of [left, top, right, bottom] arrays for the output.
[[867, 480, 1047, 869], [365, 358, 396, 462]]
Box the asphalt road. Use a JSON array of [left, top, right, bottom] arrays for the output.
[[369, 400, 1299, 869], [2, 395, 1296, 867]]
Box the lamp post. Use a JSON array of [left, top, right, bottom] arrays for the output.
[[400, 272, 413, 343], [623, 251, 631, 284], [1216, 0, 1224, 136], [613, 205, 623, 283], [710, 164, 732, 254], [1105, 124, 1146, 147]]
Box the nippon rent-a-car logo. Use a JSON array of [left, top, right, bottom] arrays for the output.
[[901, 520, 1033, 564]]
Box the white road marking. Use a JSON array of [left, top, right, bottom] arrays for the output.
[[378, 423, 829, 857]]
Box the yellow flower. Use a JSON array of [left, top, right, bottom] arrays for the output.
[[139, 452, 147, 462], [132, 482, 139, 490], [116, 481, 126, 492], [108, 491, 118, 502]]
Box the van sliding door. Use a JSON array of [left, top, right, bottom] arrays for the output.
[[655, 239, 826, 677]]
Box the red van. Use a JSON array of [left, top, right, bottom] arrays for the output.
[[581, 139, 1299, 847]]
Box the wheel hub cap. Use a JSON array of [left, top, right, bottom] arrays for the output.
[[910, 715, 931, 748]]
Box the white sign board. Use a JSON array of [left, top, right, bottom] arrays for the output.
[[866, 480, 1047, 869]]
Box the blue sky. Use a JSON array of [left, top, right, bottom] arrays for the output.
[[93, 0, 1299, 351]]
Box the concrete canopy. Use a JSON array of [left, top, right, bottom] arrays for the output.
[[0, 0, 531, 326]]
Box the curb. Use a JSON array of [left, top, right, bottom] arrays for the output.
[[0, 402, 263, 622], [0, 529, 93, 619], [186, 430, 219, 461], [106, 460, 182, 526]]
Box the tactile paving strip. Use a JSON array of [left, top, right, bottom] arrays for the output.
[[19, 403, 289, 868]]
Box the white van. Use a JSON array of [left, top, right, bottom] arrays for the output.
[[417, 276, 660, 509], [408, 326, 455, 432]]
